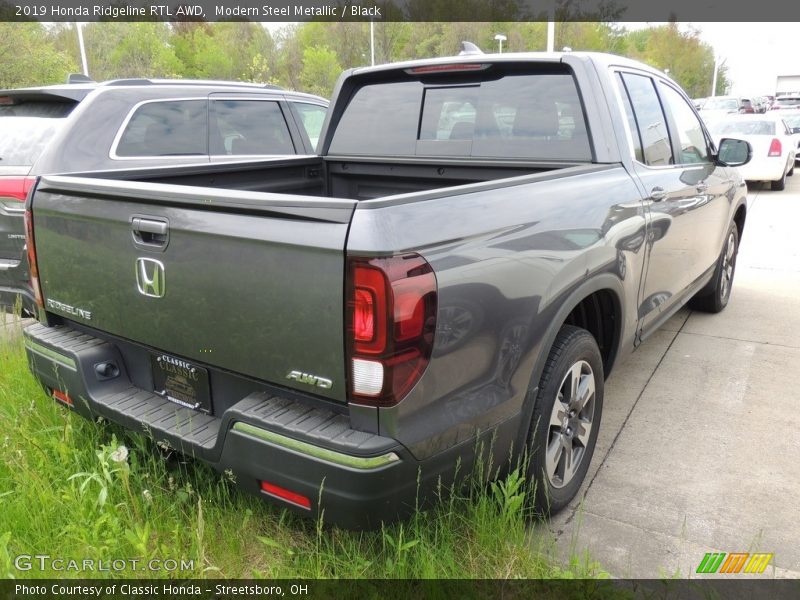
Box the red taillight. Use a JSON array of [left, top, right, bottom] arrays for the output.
[[24, 208, 44, 308], [347, 254, 437, 407], [0, 176, 35, 202], [260, 480, 311, 510], [768, 138, 782, 157], [52, 389, 74, 407]]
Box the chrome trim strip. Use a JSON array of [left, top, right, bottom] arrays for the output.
[[22, 339, 77, 371], [232, 422, 400, 470]]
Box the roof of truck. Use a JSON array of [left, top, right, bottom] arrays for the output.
[[353, 51, 664, 75]]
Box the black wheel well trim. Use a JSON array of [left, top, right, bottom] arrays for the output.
[[512, 273, 625, 459], [733, 201, 747, 241]]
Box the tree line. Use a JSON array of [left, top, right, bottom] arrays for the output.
[[0, 21, 729, 98]]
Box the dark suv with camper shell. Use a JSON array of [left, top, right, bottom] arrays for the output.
[[0, 77, 328, 313]]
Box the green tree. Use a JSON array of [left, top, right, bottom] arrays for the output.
[[624, 24, 727, 98], [0, 23, 77, 88], [54, 22, 180, 81], [300, 46, 342, 97]]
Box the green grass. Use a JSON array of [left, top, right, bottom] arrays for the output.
[[0, 315, 607, 580]]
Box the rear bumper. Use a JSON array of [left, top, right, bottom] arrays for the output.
[[739, 158, 788, 182], [22, 322, 462, 529]]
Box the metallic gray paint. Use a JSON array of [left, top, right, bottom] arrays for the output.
[[25, 53, 750, 505]]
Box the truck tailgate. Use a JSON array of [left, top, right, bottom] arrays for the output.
[[31, 175, 357, 403]]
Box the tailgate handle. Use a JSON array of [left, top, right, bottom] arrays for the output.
[[132, 217, 168, 247]]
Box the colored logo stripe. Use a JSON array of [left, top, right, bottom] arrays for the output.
[[697, 553, 726, 574], [744, 553, 774, 574], [719, 553, 748, 573], [697, 552, 774, 574]]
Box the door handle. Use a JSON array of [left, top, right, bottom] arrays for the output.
[[649, 186, 667, 202], [696, 182, 708, 193], [131, 217, 169, 247]]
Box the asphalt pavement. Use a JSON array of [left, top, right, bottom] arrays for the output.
[[550, 172, 800, 578]]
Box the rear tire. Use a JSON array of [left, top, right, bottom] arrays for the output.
[[771, 167, 787, 191], [689, 223, 739, 313], [527, 325, 603, 515], [789, 162, 795, 177]]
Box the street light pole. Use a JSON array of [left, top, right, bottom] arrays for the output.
[[76, 22, 89, 77], [711, 56, 726, 97], [370, 20, 375, 66], [494, 33, 506, 54]]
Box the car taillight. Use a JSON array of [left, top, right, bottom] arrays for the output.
[[0, 176, 35, 202], [346, 254, 437, 408], [24, 208, 44, 308], [768, 138, 782, 157]]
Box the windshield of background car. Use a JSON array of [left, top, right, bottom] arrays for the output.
[[329, 66, 592, 161], [774, 97, 800, 108], [782, 114, 800, 128], [711, 120, 776, 136], [702, 98, 739, 111], [0, 100, 75, 167]]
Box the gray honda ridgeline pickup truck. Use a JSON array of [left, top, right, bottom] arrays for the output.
[[22, 52, 751, 528]]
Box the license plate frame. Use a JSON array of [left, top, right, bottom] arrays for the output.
[[151, 352, 212, 414]]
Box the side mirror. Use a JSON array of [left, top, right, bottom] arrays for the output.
[[716, 138, 752, 167]]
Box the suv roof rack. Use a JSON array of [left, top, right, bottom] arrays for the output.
[[101, 78, 283, 90]]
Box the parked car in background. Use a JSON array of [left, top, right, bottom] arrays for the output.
[[780, 110, 800, 164], [0, 77, 328, 314], [750, 97, 768, 113], [708, 114, 796, 190], [698, 95, 748, 126], [770, 95, 800, 111]]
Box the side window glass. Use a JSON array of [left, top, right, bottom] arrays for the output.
[[615, 73, 644, 163], [620, 74, 673, 166], [659, 83, 710, 164], [293, 103, 327, 149], [116, 100, 207, 157], [210, 100, 295, 156]]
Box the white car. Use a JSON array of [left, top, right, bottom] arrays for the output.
[[709, 115, 797, 191], [779, 110, 800, 164], [698, 96, 746, 127]]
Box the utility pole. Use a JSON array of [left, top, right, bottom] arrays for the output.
[[370, 20, 375, 66], [547, 0, 555, 52], [76, 23, 89, 77], [711, 56, 727, 97]]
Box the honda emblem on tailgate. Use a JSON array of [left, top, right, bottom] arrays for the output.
[[135, 258, 166, 298]]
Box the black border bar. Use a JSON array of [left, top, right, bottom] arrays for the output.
[[2, 0, 800, 22]]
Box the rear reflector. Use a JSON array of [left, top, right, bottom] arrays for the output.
[[52, 389, 74, 406], [260, 481, 311, 510], [768, 138, 782, 157], [0, 176, 36, 202]]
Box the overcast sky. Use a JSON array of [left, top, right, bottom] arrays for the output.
[[688, 23, 798, 96]]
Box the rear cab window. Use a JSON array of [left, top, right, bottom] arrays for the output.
[[329, 64, 592, 161], [0, 99, 77, 169]]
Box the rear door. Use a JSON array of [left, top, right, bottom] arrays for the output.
[[0, 95, 80, 298], [32, 174, 356, 403], [614, 71, 731, 335]]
